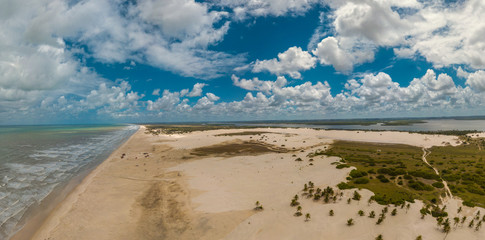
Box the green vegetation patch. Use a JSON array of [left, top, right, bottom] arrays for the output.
[[427, 138, 485, 207], [327, 141, 444, 205]]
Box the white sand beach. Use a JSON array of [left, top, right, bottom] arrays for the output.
[[26, 127, 485, 240]]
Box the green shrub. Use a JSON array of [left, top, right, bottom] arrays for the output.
[[337, 182, 354, 190], [350, 169, 368, 178], [432, 182, 444, 188], [408, 181, 434, 191], [336, 164, 351, 169], [354, 178, 370, 184]]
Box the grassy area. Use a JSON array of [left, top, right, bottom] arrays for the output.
[[144, 124, 258, 135], [324, 141, 445, 205], [427, 137, 485, 207]]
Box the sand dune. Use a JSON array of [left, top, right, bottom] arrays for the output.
[[27, 127, 485, 240]]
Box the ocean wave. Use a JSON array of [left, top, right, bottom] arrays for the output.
[[0, 125, 137, 239]]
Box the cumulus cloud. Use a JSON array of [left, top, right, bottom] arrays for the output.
[[182, 83, 207, 97], [232, 75, 287, 93], [252, 46, 316, 79], [465, 70, 485, 92], [311, 0, 485, 72], [312, 37, 374, 72]]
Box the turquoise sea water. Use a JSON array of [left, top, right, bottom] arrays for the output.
[[0, 124, 138, 239]]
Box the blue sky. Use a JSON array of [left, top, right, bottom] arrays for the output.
[[1, 0, 485, 124]]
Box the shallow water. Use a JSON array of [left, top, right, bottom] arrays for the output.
[[0, 124, 138, 239], [240, 119, 485, 132]]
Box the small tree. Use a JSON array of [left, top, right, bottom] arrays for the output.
[[376, 214, 385, 225], [375, 234, 383, 240], [358, 210, 365, 216], [416, 235, 422, 240], [254, 201, 263, 211], [353, 191, 361, 201], [461, 216, 467, 224], [329, 209, 334, 216], [305, 213, 311, 222], [347, 218, 354, 226], [457, 206, 462, 213], [469, 219, 475, 228], [476, 220, 482, 231], [382, 207, 388, 214], [369, 211, 376, 218], [347, 198, 352, 204], [391, 209, 397, 216], [295, 206, 303, 217], [453, 217, 460, 227]]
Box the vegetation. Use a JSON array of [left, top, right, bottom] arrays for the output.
[[426, 137, 485, 207], [326, 141, 444, 205], [145, 124, 259, 135], [347, 218, 354, 226], [254, 201, 263, 211]]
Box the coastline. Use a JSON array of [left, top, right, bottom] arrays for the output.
[[10, 125, 141, 240], [22, 127, 485, 240]]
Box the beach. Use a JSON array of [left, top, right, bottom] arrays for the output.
[[24, 126, 485, 240]]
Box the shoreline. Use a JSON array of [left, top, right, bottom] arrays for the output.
[[22, 127, 485, 240], [9, 125, 141, 240]]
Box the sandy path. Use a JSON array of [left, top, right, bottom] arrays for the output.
[[28, 127, 485, 240], [421, 148, 453, 199]]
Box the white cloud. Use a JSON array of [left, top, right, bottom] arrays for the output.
[[310, 0, 485, 72], [312, 37, 374, 72], [465, 70, 485, 92], [232, 75, 287, 93], [152, 89, 161, 96], [147, 90, 181, 111], [214, 0, 319, 20], [252, 46, 316, 79], [185, 83, 207, 97]]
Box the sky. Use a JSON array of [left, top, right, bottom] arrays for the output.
[[1, 0, 485, 124]]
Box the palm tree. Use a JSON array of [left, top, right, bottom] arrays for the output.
[[347, 218, 354, 226], [382, 207, 388, 214], [469, 219, 475, 228], [420, 207, 428, 219], [376, 214, 385, 225], [295, 206, 303, 217], [453, 217, 460, 227], [443, 221, 451, 237], [254, 201, 263, 211], [437, 217, 443, 227], [375, 234, 383, 240], [358, 210, 364, 216], [352, 191, 361, 201], [329, 209, 334, 216], [369, 211, 376, 218], [476, 220, 482, 231], [305, 213, 311, 222], [391, 209, 397, 216]]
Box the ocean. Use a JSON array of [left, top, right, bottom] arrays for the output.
[[0, 124, 138, 239]]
